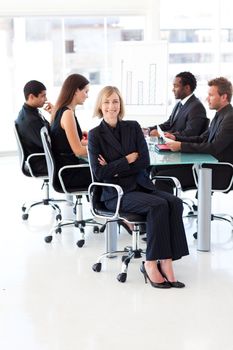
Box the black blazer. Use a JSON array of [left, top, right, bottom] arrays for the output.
[[88, 120, 155, 201], [150, 94, 208, 137], [15, 103, 50, 175], [177, 104, 233, 164]]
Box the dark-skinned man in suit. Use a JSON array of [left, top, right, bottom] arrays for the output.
[[144, 71, 208, 138]]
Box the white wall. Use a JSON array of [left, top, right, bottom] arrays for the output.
[[0, 0, 160, 41], [0, 0, 157, 16]]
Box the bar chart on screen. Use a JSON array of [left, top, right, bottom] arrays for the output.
[[113, 41, 168, 116]]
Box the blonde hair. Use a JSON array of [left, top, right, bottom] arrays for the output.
[[93, 86, 125, 120]]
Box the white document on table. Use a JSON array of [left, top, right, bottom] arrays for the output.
[[157, 125, 175, 143]]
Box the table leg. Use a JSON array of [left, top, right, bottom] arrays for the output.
[[197, 166, 212, 251], [105, 221, 118, 256]]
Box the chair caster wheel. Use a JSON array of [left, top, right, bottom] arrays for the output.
[[117, 272, 127, 283], [56, 214, 62, 221], [92, 263, 102, 272], [77, 239, 85, 248], [45, 235, 53, 243], [22, 213, 29, 220], [55, 227, 62, 234], [193, 232, 197, 239], [22, 206, 26, 212], [193, 204, 198, 211], [93, 226, 99, 233]]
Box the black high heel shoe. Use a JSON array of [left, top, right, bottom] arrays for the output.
[[118, 221, 132, 235], [140, 262, 171, 289], [157, 261, 185, 288]]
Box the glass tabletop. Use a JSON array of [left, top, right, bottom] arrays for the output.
[[149, 150, 218, 166]]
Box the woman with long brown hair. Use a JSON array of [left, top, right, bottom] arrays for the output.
[[50, 73, 92, 188]]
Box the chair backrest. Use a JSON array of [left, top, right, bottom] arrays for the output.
[[40, 126, 60, 192], [87, 149, 146, 224], [14, 122, 26, 175], [14, 121, 48, 179], [193, 162, 233, 193], [42, 126, 92, 195]]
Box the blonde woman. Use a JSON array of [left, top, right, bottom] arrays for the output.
[[88, 86, 189, 289]]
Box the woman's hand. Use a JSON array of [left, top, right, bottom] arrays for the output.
[[81, 131, 88, 146], [81, 139, 88, 146], [82, 131, 88, 140], [125, 152, 139, 164], [98, 154, 107, 166]]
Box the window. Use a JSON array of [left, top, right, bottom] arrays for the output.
[[160, 0, 233, 111], [0, 15, 145, 152]]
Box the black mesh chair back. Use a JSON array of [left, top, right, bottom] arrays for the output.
[[40, 126, 60, 193]]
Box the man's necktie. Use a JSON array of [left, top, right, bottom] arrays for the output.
[[208, 113, 219, 142], [173, 101, 182, 122]]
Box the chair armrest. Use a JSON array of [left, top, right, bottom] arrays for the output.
[[88, 182, 124, 220], [192, 162, 233, 193], [26, 152, 46, 177], [58, 163, 90, 193], [151, 175, 182, 197]]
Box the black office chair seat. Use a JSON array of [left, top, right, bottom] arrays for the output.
[[94, 201, 145, 222]]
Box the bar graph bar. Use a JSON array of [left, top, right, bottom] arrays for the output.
[[137, 81, 143, 105], [126, 70, 132, 104], [148, 64, 156, 104]]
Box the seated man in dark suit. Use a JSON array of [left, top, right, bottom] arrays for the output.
[[153, 77, 233, 193], [145, 71, 208, 138], [15, 80, 52, 175]]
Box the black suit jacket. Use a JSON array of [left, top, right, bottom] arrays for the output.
[[150, 94, 208, 137], [177, 103, 233, 164], [88, 120, 155, 201], [15, 103, 50, 175]]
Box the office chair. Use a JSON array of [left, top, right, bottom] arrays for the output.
[[184, 162, 233, 238], [14, 122, 68, 221], [88, 181, 147, 283], [40, 126, 100, 246]]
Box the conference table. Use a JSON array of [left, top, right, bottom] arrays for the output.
[[104, 148, 218, 254], [149, 150, 218, 252]]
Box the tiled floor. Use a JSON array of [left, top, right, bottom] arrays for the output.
[[1, 155, 233, 350]]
